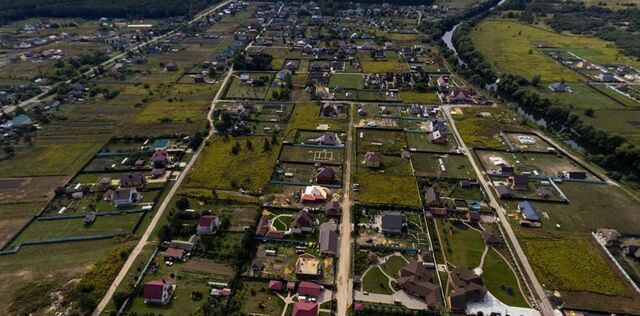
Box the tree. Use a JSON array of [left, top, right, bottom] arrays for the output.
[[112, 292, 129, 309], [176, 197, 190, 210], [530, 75, 541, 86], [246, 139, 253, 150], [263, 138, 271, 151], [584, 108, 595, 117]]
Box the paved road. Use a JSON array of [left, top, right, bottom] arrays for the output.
[[443, 106, 554, 316], [335, 104, 355, 316], [354, 290, 428, 310]]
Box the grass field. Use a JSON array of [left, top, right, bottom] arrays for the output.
[[283, 101, 348, 141], [224, 72, 274, 99], [237, 280, 286, 316], [381, 255, 408, 277], [470, 19, 639, 82], [185, 136, 282, 192], [361, 61, 410, 73], [533, 83, 628, 110], [357, 154, 413, 177], [412, 153, 476, 179], [354, 173, 422, 207], [482, 248, 528, 307], [519, 235, 625, 296], [9, 212, 144, 247], [406, 133, 456, 152], [329, 73, 364, 90], [399, 91, 441, 104], [362, 266, 394, 294], [356, 129, 407, 154]]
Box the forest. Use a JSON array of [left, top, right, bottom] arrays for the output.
[[0, 0, 214, 25]]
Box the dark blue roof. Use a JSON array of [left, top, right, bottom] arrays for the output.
[[518, 201, 540, 222]]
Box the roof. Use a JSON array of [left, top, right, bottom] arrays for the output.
[[297, 281, 321, 296], [511, 175, 529, 190], [518, 201, 540, 222], [481, 231, 500, 244], [425, 187, 439, 205], [291, 210, 316, 229], [319, 223, 339, 255], [164, 247, 185, 258], [364, 151, 381, 166], [268, 280, 283, 291], [113, 188, 136, 201], [316, 167, 335, 180], [152, 150, 169, 160], [495, 184, 511, 197], [381, 211, 405, 233], [292, 301, 318, 316], [144, 280, 167, 300], [153, 138, 170, 149], [12, 114, 32, 126], [324, 200, 341, 216], [198, 215, 218, 228], [397, 262, 442, 307]]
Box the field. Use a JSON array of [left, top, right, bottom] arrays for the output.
[[134, 85, 212, 124], [361, 61, 410, 73], [532, 83, 628, 110], [329, 73, 364, 90], [476, 150, 595, 179], [356, 129, 407, 154], [406, 133, 457, 153], [185, 136, 282, 192], [8, 212, 144, 247], [354, 172, 422, 207], [356, 154, 413, 177], [470, 19, 640, 82], [453, 107, 526, 150], [224, 72, 274, 99], [519, 235, 625, 296], [283, 102, 348, 141]]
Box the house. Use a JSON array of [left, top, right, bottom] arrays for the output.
[[536, 186, 552, 198], [396, 262, 442, 307], [364, 152, 382, 168], [153, 138, 171, 151], [424, 187, 441, 207], [151, 168, 164, 178], [295, 254, 321, 278], [621, 239, 640, 260], [297, 281, 322, 297], [152, 150, 170, 167], [300, 185, 330, 202], [562, 171, 587, 180], [196, 215, 220, 234], [518, 201, 540, 222], [459, 180, 478, 188], [169, 239, 197, 252], [164, 247, 185, 261], [321, 103, 338, 118], [111, 188, 141, 207], [596, 228, 620, 246], [482, 231, 500, 245], [292, 301, 318, 316], [315, 167, 336, 184], [324, 200, 341, 217], [436, 75, 449, 91], [251, 259, 264, 272], [428, 130, 446, 144], [165, 63, 177, 71], [143, 280, 173, 305], [508, 175, 529, 191], [291, 210, 317, 234], [429, 207, 447, 217], [120, 172, 146, 187], [268, 280, 283, 291], [10, 114, 33, 128], [381, 211, 407, 235], [500, 165, 514, 176], [549, 82, 570, 93], [319, 222, 339, 256], [193, 74, 205, 83], [446, 89, 474, 103], [495, 184, 512, 199], [466, 211, 480, 222], [320, 131, 339, 146], [448, 268, 486, 311]]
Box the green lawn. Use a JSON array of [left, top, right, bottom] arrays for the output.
[[329, 73, 364, 90], [283, 101, 348, 141], [361, 61, 410, 73], [400, 91, 440, 104], [381, 255, 408, 277], [439, 219, 484, 269], [362, 267, 393, 294], [482, 248, 528, 307], [185, 136, 282, 192], [354, 173, 422, 207], [411, 153, 476, 180], [224, 72, 274, 99]]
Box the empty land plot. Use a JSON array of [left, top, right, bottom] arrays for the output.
[[533, 83, 627, 110], [406, 132, 457, 153], [0, 176, 67, 204], [224, 72, 274, 99], [519, 235, 625, 296], [279, 145, 344, 163], [412, 153, 476, 179], [237, 280, 286, 316], [361, 61, 410, 73], [476, 150, 595, 179], [329, 73, 364, 89], [356, 129, 407, 154], [399, 91, 441, 104], [590, 84, 640, 108], [9, 212, 144, 247], [354, 172, 421, 207], [576, 108, 640, 136], [185, 136, 282, 192], [0, 141, 105, 177], [135, 85, 212, 123], [502, 132, 553, 152], [283, 102, 348, 140]]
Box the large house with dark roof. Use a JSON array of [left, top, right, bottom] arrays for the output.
[[319, 222, 339, 257], [381, 211, 407, 235], [397, 262, 443, 308], [120, 172, 146, 187], [290, 210, 317, 234], [448, 268, 487, 311]]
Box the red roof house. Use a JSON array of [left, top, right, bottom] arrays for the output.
[[143, 280, 173, 305], [196, 215, 220, 235], [268, 280, 283, 291], [292, 301, 318, 316], [297, 281, 321, 297]]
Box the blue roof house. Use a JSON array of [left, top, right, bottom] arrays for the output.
[[518, 201, 540, 222]]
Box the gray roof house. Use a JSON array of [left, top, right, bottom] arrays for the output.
[[381, 211, 407, 235]]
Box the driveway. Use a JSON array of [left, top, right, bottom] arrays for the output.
[[466, 292, 541, 316], [354, 290, 428, 310]]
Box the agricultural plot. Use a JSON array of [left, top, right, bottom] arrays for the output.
[[8, 212, 145, 248], [411, 153, 476, 180], [532, 83, 628, 111], [224, 72, 274, 100], [476, 150, 596, 180], [418, 178, 485, 201], [453, 107, 526, 150], [134, 85, 213, 124], [355, 154, 413, 177], [399, 91, 441, 104], [279, 145, 344, 164], [361, 61, 410, 73], [502, 132, 553, 152], [272, 162, 343, 186], [354, 172, 421, 207], [356, 129, 407, 154]]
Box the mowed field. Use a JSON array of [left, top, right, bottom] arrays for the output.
[[470, 19, 640, 82]]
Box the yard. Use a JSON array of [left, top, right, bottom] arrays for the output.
[[411, 153, 476, 180], [481, 248, 528, 307], [329, 73, 364, 90], [399, 91, 440, 104], [361, 61, 410, 73], [354, 172, 422, 207], [437, 219, 484, 270], [224, 72, 274, 99], [237, 280, 286, 316], [356, 129, 407, 154], [362, 266, 394, 294], [381, 255, 409, 277], [406, 132, 457, 153]]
